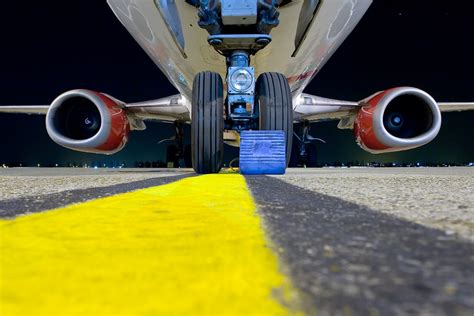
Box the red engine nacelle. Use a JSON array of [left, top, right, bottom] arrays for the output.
[[46, 89, 130, 154], [354, 87, 442, 153]]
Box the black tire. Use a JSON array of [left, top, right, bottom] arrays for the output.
[[191, 71, 224, 174], [256, 72, 293, 165]]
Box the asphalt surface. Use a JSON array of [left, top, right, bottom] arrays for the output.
[[247, 175, 474, 316], [0, 167, 192, 177], [1, 167, 473, 315], [0, 168, 192, 199], [0, 171, 193, 218], [278, 168, 474, 241]]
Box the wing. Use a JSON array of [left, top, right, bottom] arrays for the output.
[[293, 93, 359, 121], [2, 92, 472, 125], [293, 93, 359, 129], [0, 106, 49, 114], [0, 94, 191, 126], [122, 94, 191, 123], [294, 93, 474, 128], [437, 102, 474, 112]]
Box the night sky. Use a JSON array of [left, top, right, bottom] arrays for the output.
[[0, 0, 473, 166]]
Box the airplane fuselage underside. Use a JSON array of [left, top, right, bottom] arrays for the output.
[[108, 0, 372, 105], [106, 0, 373, 173]]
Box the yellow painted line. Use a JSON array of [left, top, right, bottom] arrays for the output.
[[0, 174, 301, 315]]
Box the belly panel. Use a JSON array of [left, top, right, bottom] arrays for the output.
[[108, 0, 372, 100]]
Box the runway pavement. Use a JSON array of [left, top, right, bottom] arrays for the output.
[[0, 167, 473, 315]]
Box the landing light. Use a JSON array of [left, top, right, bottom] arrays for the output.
[[230, 68, 253, 92]]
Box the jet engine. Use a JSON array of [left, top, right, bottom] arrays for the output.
[[46, 89, 130, 154], [354, 87, 442, 153]]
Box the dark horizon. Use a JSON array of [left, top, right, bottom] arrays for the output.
[[1, 0, 473, 166]]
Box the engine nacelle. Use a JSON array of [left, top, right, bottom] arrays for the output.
[[354, 87, 442, 153], [46, 89, 130, 154]]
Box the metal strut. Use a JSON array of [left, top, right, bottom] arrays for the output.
[[293, 121, 326, 167]]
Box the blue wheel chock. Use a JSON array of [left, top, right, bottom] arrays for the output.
[[239, 130, 286, 175]]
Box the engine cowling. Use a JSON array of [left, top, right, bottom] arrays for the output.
[[46, 89, 130, 154], [354, 87, 442, 153]]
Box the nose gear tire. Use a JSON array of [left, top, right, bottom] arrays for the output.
[[256, 72, 293, 165], [191, 71, 224, 174]]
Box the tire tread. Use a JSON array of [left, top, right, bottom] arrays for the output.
[[191, 72, 223, 174], [257, 72, 293, 165]]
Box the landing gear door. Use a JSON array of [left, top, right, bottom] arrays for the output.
[[293, 0, 320, 56], [155, 0, 186, 56]]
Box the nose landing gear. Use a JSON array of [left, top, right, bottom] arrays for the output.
[[190, 0, 291, 174]]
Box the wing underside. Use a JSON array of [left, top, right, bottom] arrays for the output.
[[293, 94, 474, 126], [123, 94, 191, 123], [1, 95, 472, 127], [0, 95, 191, 126], [0, 106, 49, 114], [437, 102, 474, 112]]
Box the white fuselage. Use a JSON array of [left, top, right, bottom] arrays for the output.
[[107, 0, 372, 105]]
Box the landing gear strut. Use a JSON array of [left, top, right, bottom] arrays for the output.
[[161, 121, 192, 168], [290, 121, 326, 167]]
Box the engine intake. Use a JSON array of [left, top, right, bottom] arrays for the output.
[[46, 89, 130, 154], [354, 87, 441, 153]]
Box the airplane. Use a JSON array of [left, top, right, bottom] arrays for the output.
[[1, 0, 473, 174]]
